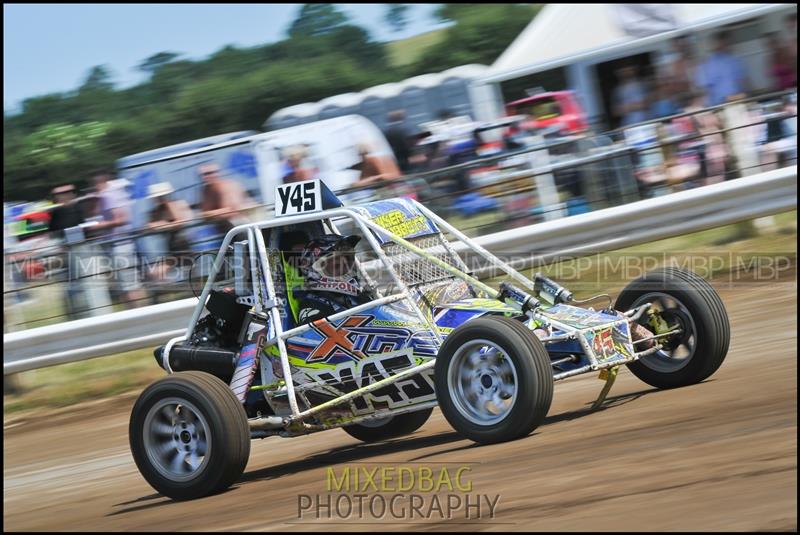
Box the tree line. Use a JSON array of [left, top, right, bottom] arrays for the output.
[[3, 4, 541, 201]]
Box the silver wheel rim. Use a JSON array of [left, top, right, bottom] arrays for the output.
[[143, 397, 212, 482], [632, 292, 698, 373], [447, 339, 518, 425]]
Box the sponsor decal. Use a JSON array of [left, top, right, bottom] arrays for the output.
[[307, 315, 373, 363], [303, 314, 437, 365], [307, 349, 436, 412], [308, 276, 360, 296], [299, 308, 320, 322], [352, 199, 440, 244], [372, 210, 430, 239], [592, 327, 615, 359], [585, 323, 632, 363]]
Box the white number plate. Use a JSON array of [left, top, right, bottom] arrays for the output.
[[275, 179, 322, 217]]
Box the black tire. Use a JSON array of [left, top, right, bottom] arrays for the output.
[[434, 316, 553, 444], [129, 371, 250, 501], [342, 408, 433, 442], [615, 267, 730, 389]]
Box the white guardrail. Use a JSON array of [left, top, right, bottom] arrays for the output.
[[3, 166, 796, 374]]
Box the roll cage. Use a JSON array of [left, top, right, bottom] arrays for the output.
[[161, 198, 652, 435]]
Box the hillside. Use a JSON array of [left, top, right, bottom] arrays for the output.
[[386, 29, 447, 67]]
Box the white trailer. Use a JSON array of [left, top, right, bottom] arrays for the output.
[[117, 115, 397, 231]]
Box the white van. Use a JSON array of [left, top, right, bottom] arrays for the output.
[[116, 115, 398, 266], [117, 115, 397, 232]]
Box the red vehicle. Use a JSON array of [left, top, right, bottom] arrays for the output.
[[505, 90, 589, 136]]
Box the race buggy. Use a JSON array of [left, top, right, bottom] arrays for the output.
[[129, 180, 730, 500]]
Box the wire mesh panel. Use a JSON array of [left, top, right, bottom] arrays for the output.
[[381, 235, 462, 288], [377, 233, 486, 318]]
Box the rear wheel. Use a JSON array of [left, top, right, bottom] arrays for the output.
[[129, 371, 250, 501], [616, 268, 730, 389], [434, 316, 553, 444], [342, 408, 433, 442]]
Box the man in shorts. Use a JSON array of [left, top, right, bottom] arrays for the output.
[[91, 170, 148, 307], [199, 163, 255, 236]]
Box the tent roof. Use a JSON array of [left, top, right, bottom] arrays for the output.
[[264, 64, 490, 126], [318, 92, 364, 108], [403, 73, 444, 89], [484, 3, 792, 83], [362, 82, 402, 98], [441, 64, 490, 80], [270, 102, 321, 120]]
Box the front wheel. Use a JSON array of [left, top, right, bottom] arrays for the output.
[[342, 408, 433, 442], [434, 316, 553, 444], [129, 371, 250, 501], [616, 267, 730, 389]]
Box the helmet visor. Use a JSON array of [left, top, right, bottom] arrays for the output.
[[314, 250, 356, 278]]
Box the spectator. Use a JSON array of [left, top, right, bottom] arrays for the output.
[[757, 96, 797, 170], [48, 184, 84, 240], [409, 133, 448, 173], [48, 184, 85, 319], [90, 170, 148, 307], [663, 35, 700, 105], [427, 138, 452, 172], [199, 163, 255, 235], [787, 13, 797, 81], [280, 145, 317, 184], [696, 30, 748, 106], [384, 110, 413, 174], [660, 120, 702, 192], [472, 128, 502, 157], [650, 77, 682, 119], [764, 32, 796, 91], [502, 121, 529, 151], [612, 65, 649, 127], [147, 182, 192, 238], [145, 182, 193, 292], [682, 92, 729, 184], [350, 143, 401, 188]]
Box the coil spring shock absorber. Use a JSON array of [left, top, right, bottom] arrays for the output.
[[533, 272, 574, 305]]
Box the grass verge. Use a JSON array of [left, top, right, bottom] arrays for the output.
[[4, 348, 164, 415]]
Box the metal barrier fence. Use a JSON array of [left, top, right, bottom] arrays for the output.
[[605, 88, 797, 136], [3, 91, 797, 329]]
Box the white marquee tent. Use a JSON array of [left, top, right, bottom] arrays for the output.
[[485, 4, 792, 83], [473, 3, 796, 125]]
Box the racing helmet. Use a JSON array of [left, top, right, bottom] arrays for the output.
[[300, 234, 362, 296]]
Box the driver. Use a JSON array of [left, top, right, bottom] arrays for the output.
[[294, 234, 372, 325]]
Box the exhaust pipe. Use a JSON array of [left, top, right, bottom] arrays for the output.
[[249, 416, 286, 431], [154, 344, 238, 383]]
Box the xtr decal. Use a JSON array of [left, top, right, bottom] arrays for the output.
[[307, 315, 372, 363], [302, 315, 438, 364]]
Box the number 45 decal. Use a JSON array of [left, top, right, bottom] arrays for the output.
[[592, 328, 615, 359], [275, 180, 321, 217]]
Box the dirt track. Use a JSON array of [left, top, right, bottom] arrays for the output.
[[4, 280, 797, 532]]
